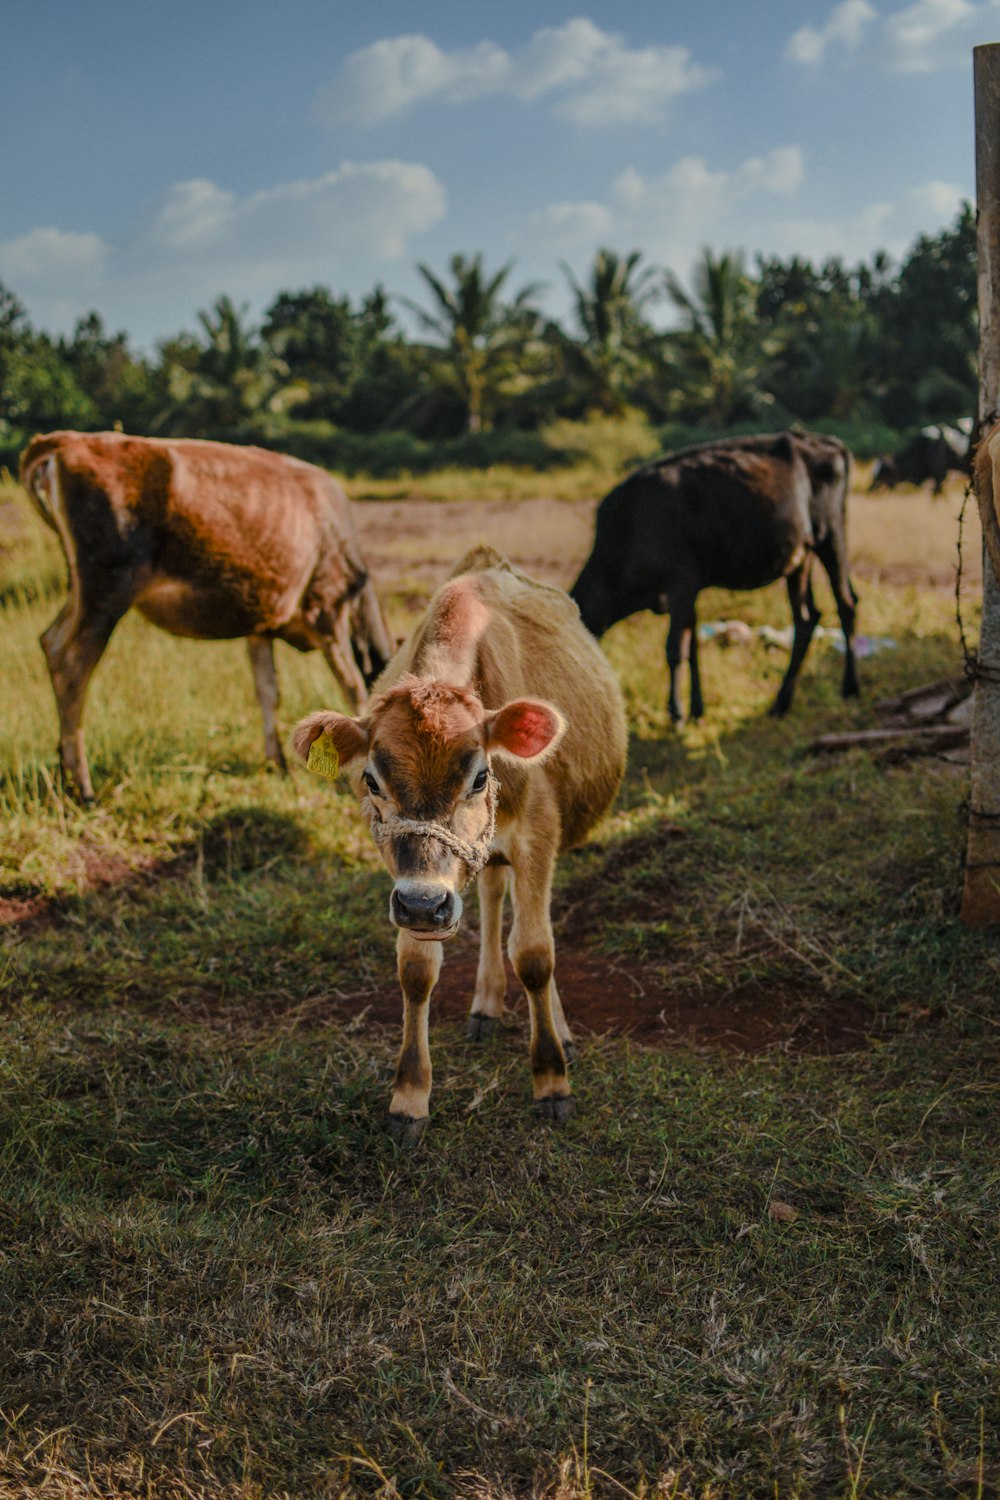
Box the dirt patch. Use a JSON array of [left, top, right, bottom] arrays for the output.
[[138, 935, 872, 1057], [351, 947, 871, 1056], [353, 495, 595, 594], [0, 846, 173, 933], [3, 860, 873, 1056]]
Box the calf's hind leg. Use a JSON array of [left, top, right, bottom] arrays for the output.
[[508, 836, 574, 1123]]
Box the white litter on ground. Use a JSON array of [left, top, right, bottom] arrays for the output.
[[698, 620, 898, 658]]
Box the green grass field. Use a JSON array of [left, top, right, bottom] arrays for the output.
[[1, 469, 998, 1499]]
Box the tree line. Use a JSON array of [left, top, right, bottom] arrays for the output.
[[0, 204, 976, 473]]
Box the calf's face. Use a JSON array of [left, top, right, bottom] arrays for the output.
[[294, 680, 564, 940]]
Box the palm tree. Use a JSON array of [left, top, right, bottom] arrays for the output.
[[163, 296, 308, 435], [405, 254, 542, 433], [664, 248, 776, 426], [558, 249, 658, 415]]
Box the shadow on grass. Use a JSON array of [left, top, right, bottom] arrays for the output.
[[3, 627, 990, 1058]]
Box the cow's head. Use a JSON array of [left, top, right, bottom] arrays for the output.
[[869, 457, 897, 492], [293, 675, 565, 940]]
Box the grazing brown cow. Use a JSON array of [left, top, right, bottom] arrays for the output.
[[19, 430, 393, 801], [293, 547, 627, 1145]]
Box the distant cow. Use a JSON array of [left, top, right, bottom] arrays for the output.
[[570, 431, 859, 723], [20, 431, 393, 801], [870, 422, 971, 494], [293, 547, 627, 1144]]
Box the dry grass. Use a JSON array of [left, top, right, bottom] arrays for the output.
[[1, 468, 999, 1499]]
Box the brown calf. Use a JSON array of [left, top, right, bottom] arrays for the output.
[[293, 547, 627, 1144], [19, 431, 393, 800]]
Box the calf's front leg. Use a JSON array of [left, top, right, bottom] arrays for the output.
[[467, 862, 508, 1041], [388, 930, 442, 1146]]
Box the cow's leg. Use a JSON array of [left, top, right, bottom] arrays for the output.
[[41, 593, 130, 803], [246, 636, 287, 771], [467, 862, 508, 1041], [815, 536, 860, 701], [769, 562, 821, 717], [319, 609, 369, 714], [508, 837, 573, 1123], [665, 591, 698, 725], [688, 604, 704, 722], [388, 929, 442, 1146], [550, 976, 576, 1064]]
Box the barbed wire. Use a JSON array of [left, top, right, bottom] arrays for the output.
[[955, 476, 978, 680]]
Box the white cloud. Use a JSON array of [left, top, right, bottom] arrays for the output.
[[883, 0, 982, 71], [786, 0, 877, 64], [0, 226, 108, 283], [739, 146, 806, 195], [315, 18, 716, 129], [771, 180, 966, 264], [788, 0, 1000, 72], [772, 201, 896, 263], [614, 147, 805, 233], [4, 162, 446, 346], [531, 201, 614, 247], [135, 162, 446, 268], [524, 148, 806, 302], [907, 178, 966, 215], [314, 35, 508, 126]]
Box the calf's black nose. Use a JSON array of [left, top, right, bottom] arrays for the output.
[[391, 885, 455, 931]]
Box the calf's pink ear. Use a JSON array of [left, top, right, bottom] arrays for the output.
[[485, 699, 566, 762], [292, 711, 369, 768]]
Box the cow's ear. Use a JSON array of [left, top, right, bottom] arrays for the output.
[[484, 699, 566, 763], [292, 711, 369, 771]]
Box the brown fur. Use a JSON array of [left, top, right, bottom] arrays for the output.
[[19, 430, 393, 798], [294, 547, 627, 1136]]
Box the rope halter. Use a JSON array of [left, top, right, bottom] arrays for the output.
[[362, 769, 501, 889]]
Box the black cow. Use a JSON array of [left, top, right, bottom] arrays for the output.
[[870, 422, 971, 495], [570, 431, 859, 722]]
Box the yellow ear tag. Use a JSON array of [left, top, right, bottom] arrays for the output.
[[306, 731, 340, 780]]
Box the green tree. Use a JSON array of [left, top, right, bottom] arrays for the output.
[[664, 248, 777, 426], [60, 312, 157, 432], [755, 254, 882, 421], [261, 283, 422, 431], [555, 248, 658, 417], [0, 281, 96, 441], [262, 287, 363, 420], [868, 203, 977, 426], [405, 254, 542, 433], [161, 295, 308, 437]]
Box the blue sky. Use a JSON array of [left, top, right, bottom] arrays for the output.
[[2, 0, 996, 350]]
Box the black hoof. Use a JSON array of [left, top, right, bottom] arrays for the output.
[[466, 1013, 500, 1042], [534, 1094, 576, 1126], [387, 1113, 429, 1148]]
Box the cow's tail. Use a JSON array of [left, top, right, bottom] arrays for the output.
[[349, 565, 395, 688], [18, 433, 64, 532]]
